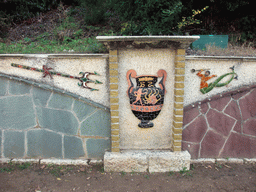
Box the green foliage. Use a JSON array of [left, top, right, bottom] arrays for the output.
[[73, 0, 108, 25], [0, 166, 14, 173], [18, 162, 31, 170], [121, 171, 126, 176], [0, 0, 59, 23], [0, 36, 106, 54], [176, 6, 209, 31], [168, 171, 174, 176], [215, 163, 222, 169], [112, 0, 183, 35], [180, 167, 192, 176], [180, 0, 255, 43], [0, 12, 11, 38]]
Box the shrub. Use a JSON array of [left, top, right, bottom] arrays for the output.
[[110, 0, 183, 35]]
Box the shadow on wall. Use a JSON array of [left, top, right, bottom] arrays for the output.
[[182, 86, 256, 159], [0, 75, 110, 160]]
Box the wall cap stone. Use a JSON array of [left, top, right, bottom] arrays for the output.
[[97, 36, 199, 41], [186, 55, 256, 61], [97, 36, 199, 49], [0, 54, 109, 59]]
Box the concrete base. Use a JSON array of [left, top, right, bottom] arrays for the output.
[[104, 150, 191, 172]]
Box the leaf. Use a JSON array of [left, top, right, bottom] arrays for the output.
[[57, 178, 61, 180]]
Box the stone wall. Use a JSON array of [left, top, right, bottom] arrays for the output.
[[0, 54, 256, 161], [0, 74, 110, 160], [182, 86, 256, 159]]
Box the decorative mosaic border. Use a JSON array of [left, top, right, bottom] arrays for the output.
[[108, 49, 120, 152], [172, 49, 186, 152]]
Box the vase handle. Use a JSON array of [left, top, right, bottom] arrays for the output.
[[157, 69, 167, 94], [126, 69, 137, 94]]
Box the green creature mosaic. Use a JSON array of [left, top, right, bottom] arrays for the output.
[[192, 66, 238, 94]]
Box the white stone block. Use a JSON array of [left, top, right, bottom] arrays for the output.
[[12, 159, 39, 163], [148, 151, 191, 172], [40, 159, 88, 165], [0, 158, 11, 163], [227, 158, 244, 164], [216, 158, 228, 163], [191, 158, 215, 163], [244, 158, 256, 163], [104, 151, 148, 172], [89, 160, 103, 164], [104, 151, 191, 172]]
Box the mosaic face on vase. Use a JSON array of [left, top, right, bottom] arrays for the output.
[[126, 69, 167, 128]]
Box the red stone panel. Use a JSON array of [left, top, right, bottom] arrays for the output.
[[221, 132, 256, 158], [233, 120, 242, 133], [239, 89, 256, 120], [200, 130, 226, 158], [200, 102, 209, 114], [207, 109, 236, 136], [210, 96, 231, 111], [183, 107, 200, 126], [231, 90, 250, 100], [224, 100, 241, 120], [182, 142, 200, 159], [183, 116, 208, 143], [243, 119, 256, 136]]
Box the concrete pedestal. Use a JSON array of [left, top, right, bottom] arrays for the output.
[[104, 150, 191, 172]]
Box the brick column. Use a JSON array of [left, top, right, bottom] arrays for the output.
[[109, 49, 120, 152], [172, 49, 185, 152]]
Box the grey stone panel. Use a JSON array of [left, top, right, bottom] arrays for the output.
[[4, 130, 25, 158], [9, 79, 31, 95], [0, 96, 36, 130], [27, 129, 62, 158], [81, 109, 110, 137], [36, 107, 78, 135], [86, 138, 110, 159], [73, 100, 96, 121], [32, 86, 52, 107], [0, 76, 8, 96], [64, 136, 85, 159], [48, 93, 73, 110]]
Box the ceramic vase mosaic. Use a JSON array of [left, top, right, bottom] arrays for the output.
[[126, 69, 167, 128]]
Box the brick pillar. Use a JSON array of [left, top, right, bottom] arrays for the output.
[[109, 49, 120, 152], [172, 49, 185, 152]]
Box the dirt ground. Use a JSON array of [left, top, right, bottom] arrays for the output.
[[0, 162, 255, 192]]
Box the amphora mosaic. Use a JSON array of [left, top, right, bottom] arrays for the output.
[[126, 69, 167, 128]]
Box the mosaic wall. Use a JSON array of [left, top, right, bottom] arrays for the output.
[[182, 86, 256, 159], [1, 54, 256, 160], [0, 75, 110, 160]]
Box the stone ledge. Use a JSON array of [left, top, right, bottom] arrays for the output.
[[186, 55, 256, 61], [191, 158, 216, 164], [104, 151, 190, 172], [97, 36, 199, 49], [0, 54, 109, 58], [0, 158, 103, 165], [40, 159, 89, 165]]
